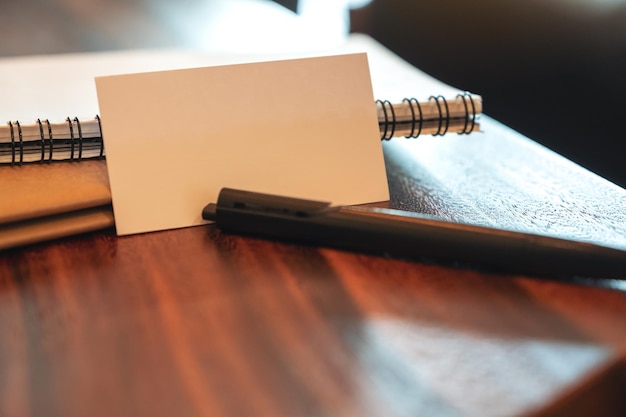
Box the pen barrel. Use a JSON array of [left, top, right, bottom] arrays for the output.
[[212, 205, 626, 280]]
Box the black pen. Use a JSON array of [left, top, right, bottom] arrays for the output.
[[202, 188, 626, 279]]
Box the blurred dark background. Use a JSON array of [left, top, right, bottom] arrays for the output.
[[1, 0, 625, 186], [349, 0, 626, 187]]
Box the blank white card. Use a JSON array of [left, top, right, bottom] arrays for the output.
[[96, 53, 389, 235]]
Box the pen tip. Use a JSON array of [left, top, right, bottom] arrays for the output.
[[202, 203, 217, 221]]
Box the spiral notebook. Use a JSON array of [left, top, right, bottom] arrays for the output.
[[0, 94, 481, 165], [0, 34, 482, 248]]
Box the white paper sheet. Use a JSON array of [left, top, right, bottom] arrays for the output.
[[96, 53, 389, 235]]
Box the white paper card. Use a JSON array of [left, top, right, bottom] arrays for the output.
[[96, 53, 389, 235]]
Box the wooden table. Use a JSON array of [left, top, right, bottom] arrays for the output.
[[2, 117, 626, 417], [2, 2, 626, 416], [2, 206, 626, 417]]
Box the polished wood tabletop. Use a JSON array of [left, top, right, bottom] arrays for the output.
[[1, 214, 626, 417], [2, 1, 626, 416], [2, 118, 626, 417]]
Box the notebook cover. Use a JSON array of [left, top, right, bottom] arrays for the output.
[[0, 204, 114, 250], [0, 159, 113, 249], [0, 159, 111, 225]]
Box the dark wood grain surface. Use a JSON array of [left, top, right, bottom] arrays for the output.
[[2, 119, 626, 417], [2, 1, 626, 416], [2, 219, 626, 417]]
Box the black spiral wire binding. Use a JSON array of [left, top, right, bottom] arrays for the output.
[[74, 117, 84, 161], [1, 117, 106, 164], [66, 117, 76, 161], [403, 97, 423, 138], [37, 119, 45, 162], [96, 115, 104, 157], [376, 99, 396, 140], [2, 96, 477, 165], [17, 121, 23, 164], [45, 119, 54, 162], [379, 95, 478, 139], [429, 95, 450, 136], [7, 121, 25, 165], [456, 91, 477, 134], [8, 121, 15, 165]]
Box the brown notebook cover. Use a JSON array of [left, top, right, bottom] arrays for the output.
[[0, 160, 114, 249]]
